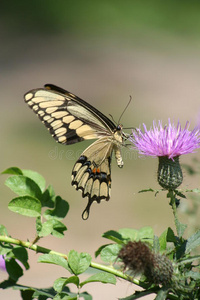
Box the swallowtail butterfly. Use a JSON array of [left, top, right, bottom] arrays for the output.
[[24, 84, 128, 219]]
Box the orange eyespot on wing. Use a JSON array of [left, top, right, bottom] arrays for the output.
[[72, 155, 112, 220]]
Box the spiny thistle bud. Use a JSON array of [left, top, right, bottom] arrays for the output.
[[118, 241, 173, 286], [157, 156, 183, 190]]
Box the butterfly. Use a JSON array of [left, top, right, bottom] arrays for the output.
[[24, 84, 129, 219]]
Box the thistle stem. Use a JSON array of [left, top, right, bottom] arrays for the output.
[[168, 190, 187, 238]]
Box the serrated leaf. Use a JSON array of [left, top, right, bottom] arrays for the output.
[[5, 175, 42, 199], [80, 272, 116, 287], [38, 254, 71, 272], [8, 196, 41, 217], [22, 169, 46, 192], [54, 276, 79, 293], [43, 196, 69, 220], [100, 244, 121, 263], [186, 230, 200, 253], [5, 258, 23, 281], [68, 250, 91, 275], [102, 230, 124, 244], [2, 167, 23, 175]]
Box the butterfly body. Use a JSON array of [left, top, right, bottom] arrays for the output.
[[24, 84, 128, 219]]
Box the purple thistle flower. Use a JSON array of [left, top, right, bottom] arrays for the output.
[[0, 255, 6, 271], [130, 119, 200, 190], [130, 119, 200, 160]]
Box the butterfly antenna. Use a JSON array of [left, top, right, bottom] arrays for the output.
[[109, 114, 117, 125], [118, 95, 132, 124]]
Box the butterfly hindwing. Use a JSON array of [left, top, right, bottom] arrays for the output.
[[24, 84, 126, 219], [71, 137, 114, 219]]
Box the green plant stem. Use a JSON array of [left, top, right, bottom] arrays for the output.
[[168, 190, 179, 235], [0, 235, 139, 285], [0, 235, 179, 299]]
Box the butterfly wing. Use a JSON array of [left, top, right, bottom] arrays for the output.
[[72, 137, 115, 220], [24, 84, 116, 145], [24, 84, 124, 219]]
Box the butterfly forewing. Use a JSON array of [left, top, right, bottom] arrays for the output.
[[24, 84, 125, 219]]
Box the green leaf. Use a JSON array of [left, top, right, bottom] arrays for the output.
[[53, 294, 77, 300], [186, 230, 200, 253], [153, 235, 160, 252], [138, 188, 155, 193], [102, 230, 124, 244], [159, 230, 168, 251], [155, 288, 169, 300], [1, 283, 57, 298], [117, 227, 154, 243], [37, 219, 67, 238], [138, 227, 154, 241], [185, 270, 200, 280], [41, 185, 56, 208], [54, 276, 79, 292], [166, 227, 177, 243], [5, 175, 42, 199], [38, 254, 71, 272], [95, 244, 112, 258], [2, 167, 23, 175], [178, 255, 200, 265], [0, 224, 8, 235], [22, 169, 46, 192], [174, 190, 186, 198], [68, 250, 92, 275], [8, 196, 41, 217], [43, 196, 69, 220], [5, 258, 23, 282], [100, 244, 121, 263], [176, 221, 187, 238], [51, 219, 67, 238], [12, 246, 29, 270], [118, 228, 138, 241], [80, 272, 116, 287]]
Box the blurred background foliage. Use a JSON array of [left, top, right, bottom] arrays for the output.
[[1, 1, 200, 299], [2, 0, 200, 39]]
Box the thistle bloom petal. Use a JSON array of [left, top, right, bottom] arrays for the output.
[[130, 119, 200, 160], [130, 119, 200, 190]]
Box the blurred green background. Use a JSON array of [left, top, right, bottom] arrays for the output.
[[1, 1, 200, 299]]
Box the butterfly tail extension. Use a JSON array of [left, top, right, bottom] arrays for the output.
[[71, 155, 112, 220]]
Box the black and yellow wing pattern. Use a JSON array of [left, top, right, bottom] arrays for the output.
[[24, 84, 127, 219]]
